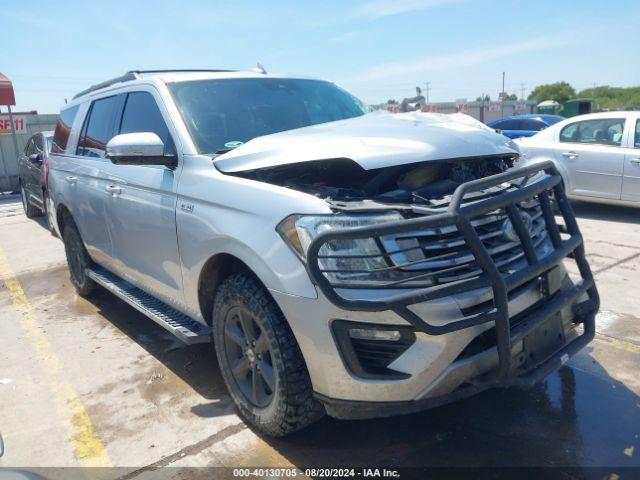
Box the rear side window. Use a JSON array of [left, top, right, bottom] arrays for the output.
[[495, 119, 521, 130], [560, 118, 625, 146], [51, 105, 79, 154], [77, 96, 119, 158], [520, 119, 545, 131], [119, 92, 174, 154], [635, 120, 640, 148]]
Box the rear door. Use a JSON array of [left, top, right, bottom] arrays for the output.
[[70, 95, 122, 267], [622, 118, 640, 202], [554, 117, 626, 199], [100, 88, 184, 307]]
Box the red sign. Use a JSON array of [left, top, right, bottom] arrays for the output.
[[0, 115, 26, 134], [456, 103, 469, 113]]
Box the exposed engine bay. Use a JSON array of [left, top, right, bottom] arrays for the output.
[[233, 155, 516, 213]]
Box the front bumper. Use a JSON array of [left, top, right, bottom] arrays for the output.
[[275, 162, 599, 417]]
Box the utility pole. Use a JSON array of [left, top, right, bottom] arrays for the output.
[[424, 81, 431, 104], [520, 83, 526, 100], [501, 72, 505, 119]]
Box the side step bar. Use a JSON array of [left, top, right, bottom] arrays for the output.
[[86, 267, 212, 345]]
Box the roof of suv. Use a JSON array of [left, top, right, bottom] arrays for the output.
[[71, 69, 317, 101]]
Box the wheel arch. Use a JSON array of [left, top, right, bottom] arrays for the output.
[[197, 252, 268, 326], [55, 202, 73, 236]]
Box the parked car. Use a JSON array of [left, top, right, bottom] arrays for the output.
[[47, 70, 598, 436], [488, 114, 565, 139], [18, 131, 54, 220], [516, 111, 640, 206]]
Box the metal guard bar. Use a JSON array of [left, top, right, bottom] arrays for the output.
[[306, 161, 600, 381]]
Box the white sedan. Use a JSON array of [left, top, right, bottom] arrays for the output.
[[516, 111, 640, 206]]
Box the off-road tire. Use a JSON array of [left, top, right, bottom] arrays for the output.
[[212, 273, 324, 437], [20, 184, 41, 218], [62, 220, 97, 297], [42, 191, 54, 234]]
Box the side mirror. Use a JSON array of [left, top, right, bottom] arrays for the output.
[[106, 132, 177, 168], [28, 153, 42, 164]]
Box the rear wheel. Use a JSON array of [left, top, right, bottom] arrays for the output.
[[20, 184, 41, 218], [212, 273, 324, 437], [62, 220, 97, 297], [42, 191, 54, 233]]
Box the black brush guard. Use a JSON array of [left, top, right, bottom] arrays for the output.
[[306, 161, 599, 388]]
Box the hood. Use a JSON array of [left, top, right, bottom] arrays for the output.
[[213, 111, 519, 173]]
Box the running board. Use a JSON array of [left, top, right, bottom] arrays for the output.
[[86, 267, 212, 344]]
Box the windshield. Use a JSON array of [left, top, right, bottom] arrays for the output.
[[168, 78, 367, 154]]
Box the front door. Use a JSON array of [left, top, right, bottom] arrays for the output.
[[622, 118, 640, 203], [554, 117, 626, 200], [101, 89, 184, 307]]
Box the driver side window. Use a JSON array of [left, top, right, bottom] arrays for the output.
[[118, 91, 175, 156]]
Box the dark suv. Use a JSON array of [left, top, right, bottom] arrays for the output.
[[18, 131, 53, 221]]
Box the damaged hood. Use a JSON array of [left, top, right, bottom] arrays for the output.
[[214, 111, 518, 173]]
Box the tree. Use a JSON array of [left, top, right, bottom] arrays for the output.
[[387, 99, 398, 104], [577, 86, 640, 110], [528, 82, 576, 103], [504, 93, 518, 101], [476, 94, 491, 102]]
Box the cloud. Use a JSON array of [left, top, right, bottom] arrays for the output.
[[355, 0, 465, 20], [350, 36, 577, 82], [0, 9, 56, 31]]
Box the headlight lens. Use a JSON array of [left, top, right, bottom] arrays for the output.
[[277, 212, 405, 284]]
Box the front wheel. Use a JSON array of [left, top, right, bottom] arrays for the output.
[[212, 273, 324, 437]]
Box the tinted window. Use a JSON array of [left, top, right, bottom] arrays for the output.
[[33, 135, 44, 156], [77, 96, 119, 158], [169, 78, 367, 154], [560, 118, 625, 146], [51, 105, 79, 154], [119, 92, 173, 153], [495, 119, 521, 130], [635, 120, 640, 148], [520, 119, 546, 131], [23, 138, 34, 156]]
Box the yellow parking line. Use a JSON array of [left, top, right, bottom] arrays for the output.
[[0, 247, 112, 468]]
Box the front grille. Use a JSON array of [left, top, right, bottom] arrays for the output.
[[386, 195, 549, 286], [321, 178, 552, 291]]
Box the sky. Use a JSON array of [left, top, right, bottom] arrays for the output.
[[1, 0, 639, 113]]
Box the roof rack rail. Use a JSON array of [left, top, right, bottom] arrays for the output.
[[72, 71, 139, 99], [130, 69, 236, 74], [72, 69, 237, 100]]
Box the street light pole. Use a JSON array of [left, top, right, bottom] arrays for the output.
[[501, 71, 505, 119]]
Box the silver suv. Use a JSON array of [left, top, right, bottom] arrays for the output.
[[48, 70, 599, 436]]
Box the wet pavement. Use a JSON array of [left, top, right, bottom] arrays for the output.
[[0, 195, 639, 478]]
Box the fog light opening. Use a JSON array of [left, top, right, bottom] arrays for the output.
[[349, 328, 401, 341]]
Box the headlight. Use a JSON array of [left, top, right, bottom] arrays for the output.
[[277, 212, 405, 285]]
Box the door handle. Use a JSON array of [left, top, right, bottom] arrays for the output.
[[561, 151, 578, 160], [105, 185, 123, 195], [630, 157, 640, 164], [65, 175, 77, 184]]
